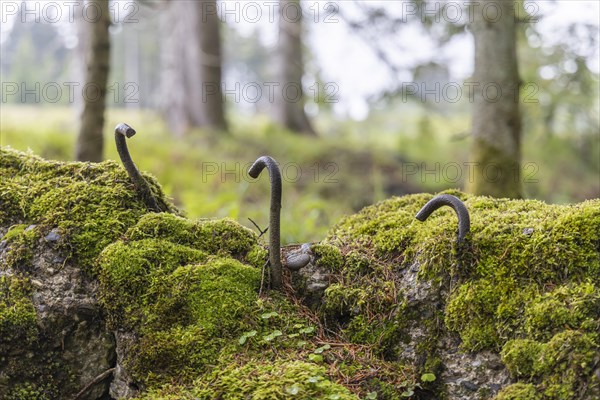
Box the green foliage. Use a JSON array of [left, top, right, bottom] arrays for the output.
[[4, 382, 50, 400]]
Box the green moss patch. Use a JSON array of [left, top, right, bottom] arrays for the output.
[[502, 330, 599, 399], [0, 275, 38, 354], [134, 360, 358, 400], [495, 383, 540, 400], [124, 212, 263, 265], [0, 148, 176, 272]]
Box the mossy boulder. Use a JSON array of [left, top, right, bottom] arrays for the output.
[[0, 148, 178, 399], [318, 191, 600, 399], [1, 148, 599, 400]]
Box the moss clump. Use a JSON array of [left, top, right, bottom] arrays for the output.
[[495, 383, 540, 400], [98, 239, 209, 328], [0, 148, 177, 272], [524, 281, 599, 341], [1, 225, 41, 271], [312, 243, 344, 271], [0, 275, 38, 354], [1, 224, 28, 242], [501, 331, 599, 399], [134, 360, 358, 400], [100, 251, 262, 383], [124, 212, 263, 266]]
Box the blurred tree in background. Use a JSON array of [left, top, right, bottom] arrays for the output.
[[76, 0, 111, 162], [468, 0, 522, 198], [274, 0, 316, 135], [160, 0, 227, 136], [0, 0, 598, 225]]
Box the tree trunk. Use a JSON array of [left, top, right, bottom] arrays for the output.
[[468, 0, 522, 198], [76, 0, 111, 162], [274, 0, 316, 136], [160, 0, 191, 137], [196, 0, 227, 131], [160, 0, 227, 136]]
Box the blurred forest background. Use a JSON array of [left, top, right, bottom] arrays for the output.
[[1, 0, 599, 244]]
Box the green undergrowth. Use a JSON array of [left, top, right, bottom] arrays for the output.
[[320, 191, 600, 399]]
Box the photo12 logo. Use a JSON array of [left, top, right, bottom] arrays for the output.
[[201, 1, 340, 24], [1, 1, 139, 24], [401, 81, 539, 104], [203, 82, 339, 104], [398, 1, 539, 24], [400, 162, 539, 184], [1, 81, 139, 104], [200, 162, 339, 184]]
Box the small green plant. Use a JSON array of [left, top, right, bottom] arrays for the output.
[[238, 330, 257, 345], [263, 330, 283, 342], [261, 311, 279, 320], [314, 344, 331, 354]]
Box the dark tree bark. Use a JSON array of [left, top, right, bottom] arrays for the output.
[[274, 0, 316, 136], [76, 0, 111, 162], [160, 0, 227, 136], [468, 0, 522, 198]]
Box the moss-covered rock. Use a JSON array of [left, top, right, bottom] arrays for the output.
[[0, 147, 177, 399], [2, 147, 599, 400], [495, 383, 540, 400], [320, 191, 600, 399]]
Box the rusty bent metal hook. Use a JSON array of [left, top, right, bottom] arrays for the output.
[[415, 194, 470, 242], [248, 156, 283, 290], [115, 123, 162, 213]]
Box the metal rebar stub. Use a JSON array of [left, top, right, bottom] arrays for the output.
[[415, 194, 470, 242], [114, 123, 162, 213], [248, 155, 283, 290]]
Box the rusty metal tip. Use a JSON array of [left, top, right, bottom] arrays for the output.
[[115, 123, 136, 138]]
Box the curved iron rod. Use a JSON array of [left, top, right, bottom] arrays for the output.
[[115, 123, 162, 213], [248, 156, 282, 290], [415, 194, 470, 242]]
